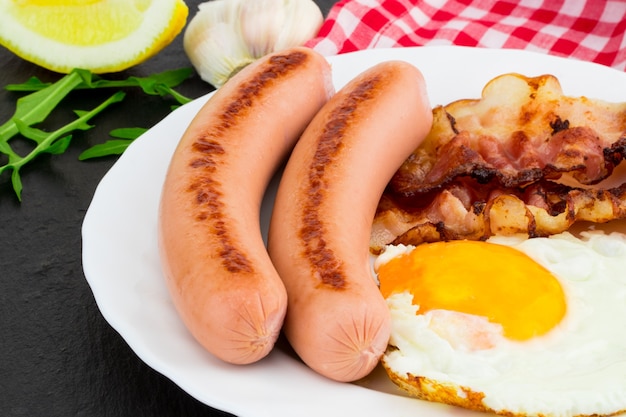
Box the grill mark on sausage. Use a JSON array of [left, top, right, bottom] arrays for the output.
[[299, 75, 382, 289], [186, 50, 309, 274]]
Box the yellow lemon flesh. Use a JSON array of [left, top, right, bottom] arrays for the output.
[[0, 0, 188, 73]]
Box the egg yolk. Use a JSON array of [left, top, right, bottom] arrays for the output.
[[378, 241, 566, 341]]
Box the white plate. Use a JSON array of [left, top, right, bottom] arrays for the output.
[[82, 46, 626, 417]]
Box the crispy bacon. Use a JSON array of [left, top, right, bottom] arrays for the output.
[[371, 73, 626, 252], [371, 178, 626, 252], [391, 106, 626, 196]]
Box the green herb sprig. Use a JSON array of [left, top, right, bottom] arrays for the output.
[[1, 67, 194, 201], [78, 127, 148, 160]]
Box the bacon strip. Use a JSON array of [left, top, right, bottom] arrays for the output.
[[390, 109, 626, 196], [371, 73, 626, 252], [371, 178, 626, 252]]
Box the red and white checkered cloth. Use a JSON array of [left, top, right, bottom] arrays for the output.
[[306, 0, 626, 71]]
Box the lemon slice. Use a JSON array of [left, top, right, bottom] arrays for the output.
[[0, 0, 188, 73]]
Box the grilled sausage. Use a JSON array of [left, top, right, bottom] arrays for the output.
[[158, 47, 334, 365], [267, 60, 433, 381]]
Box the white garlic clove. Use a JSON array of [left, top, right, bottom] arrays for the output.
[[239, 0, 324, 56], [184, 0, 254, 87], [272, 0, 324, 52], [238, 0, 286, 58], [185, 22, 254, 88], [184, 0, 324, 88]]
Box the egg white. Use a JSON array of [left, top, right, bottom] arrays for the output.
[[378, 231, 626, 417]]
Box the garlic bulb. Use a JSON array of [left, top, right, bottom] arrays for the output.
[[184, 0, 324, 87]]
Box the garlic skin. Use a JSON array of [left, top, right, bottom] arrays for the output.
[[184, 0, 324, 88]]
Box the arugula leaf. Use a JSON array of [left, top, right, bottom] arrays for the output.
[[1, 91, 125, 200], [5, 68, 194, 105], [108, 127, 148, 140], [2, 76, 50, 92], [0, 70, 84, 142], [1, 67, 203, 201], [44, 135, 73, 155], [79, 127, 148, 160], [78, 139, 132, 160]]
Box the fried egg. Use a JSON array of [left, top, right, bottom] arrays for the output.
[[374, 231, 626, 417]]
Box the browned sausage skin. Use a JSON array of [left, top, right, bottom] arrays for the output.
[[268, 60, 433, 381], [158, 47, 334, 365]]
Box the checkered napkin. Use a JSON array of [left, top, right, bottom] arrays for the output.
[[305, 0, 626, 71]]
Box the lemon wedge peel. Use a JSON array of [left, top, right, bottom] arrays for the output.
[[0, 0, 189, 74]]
